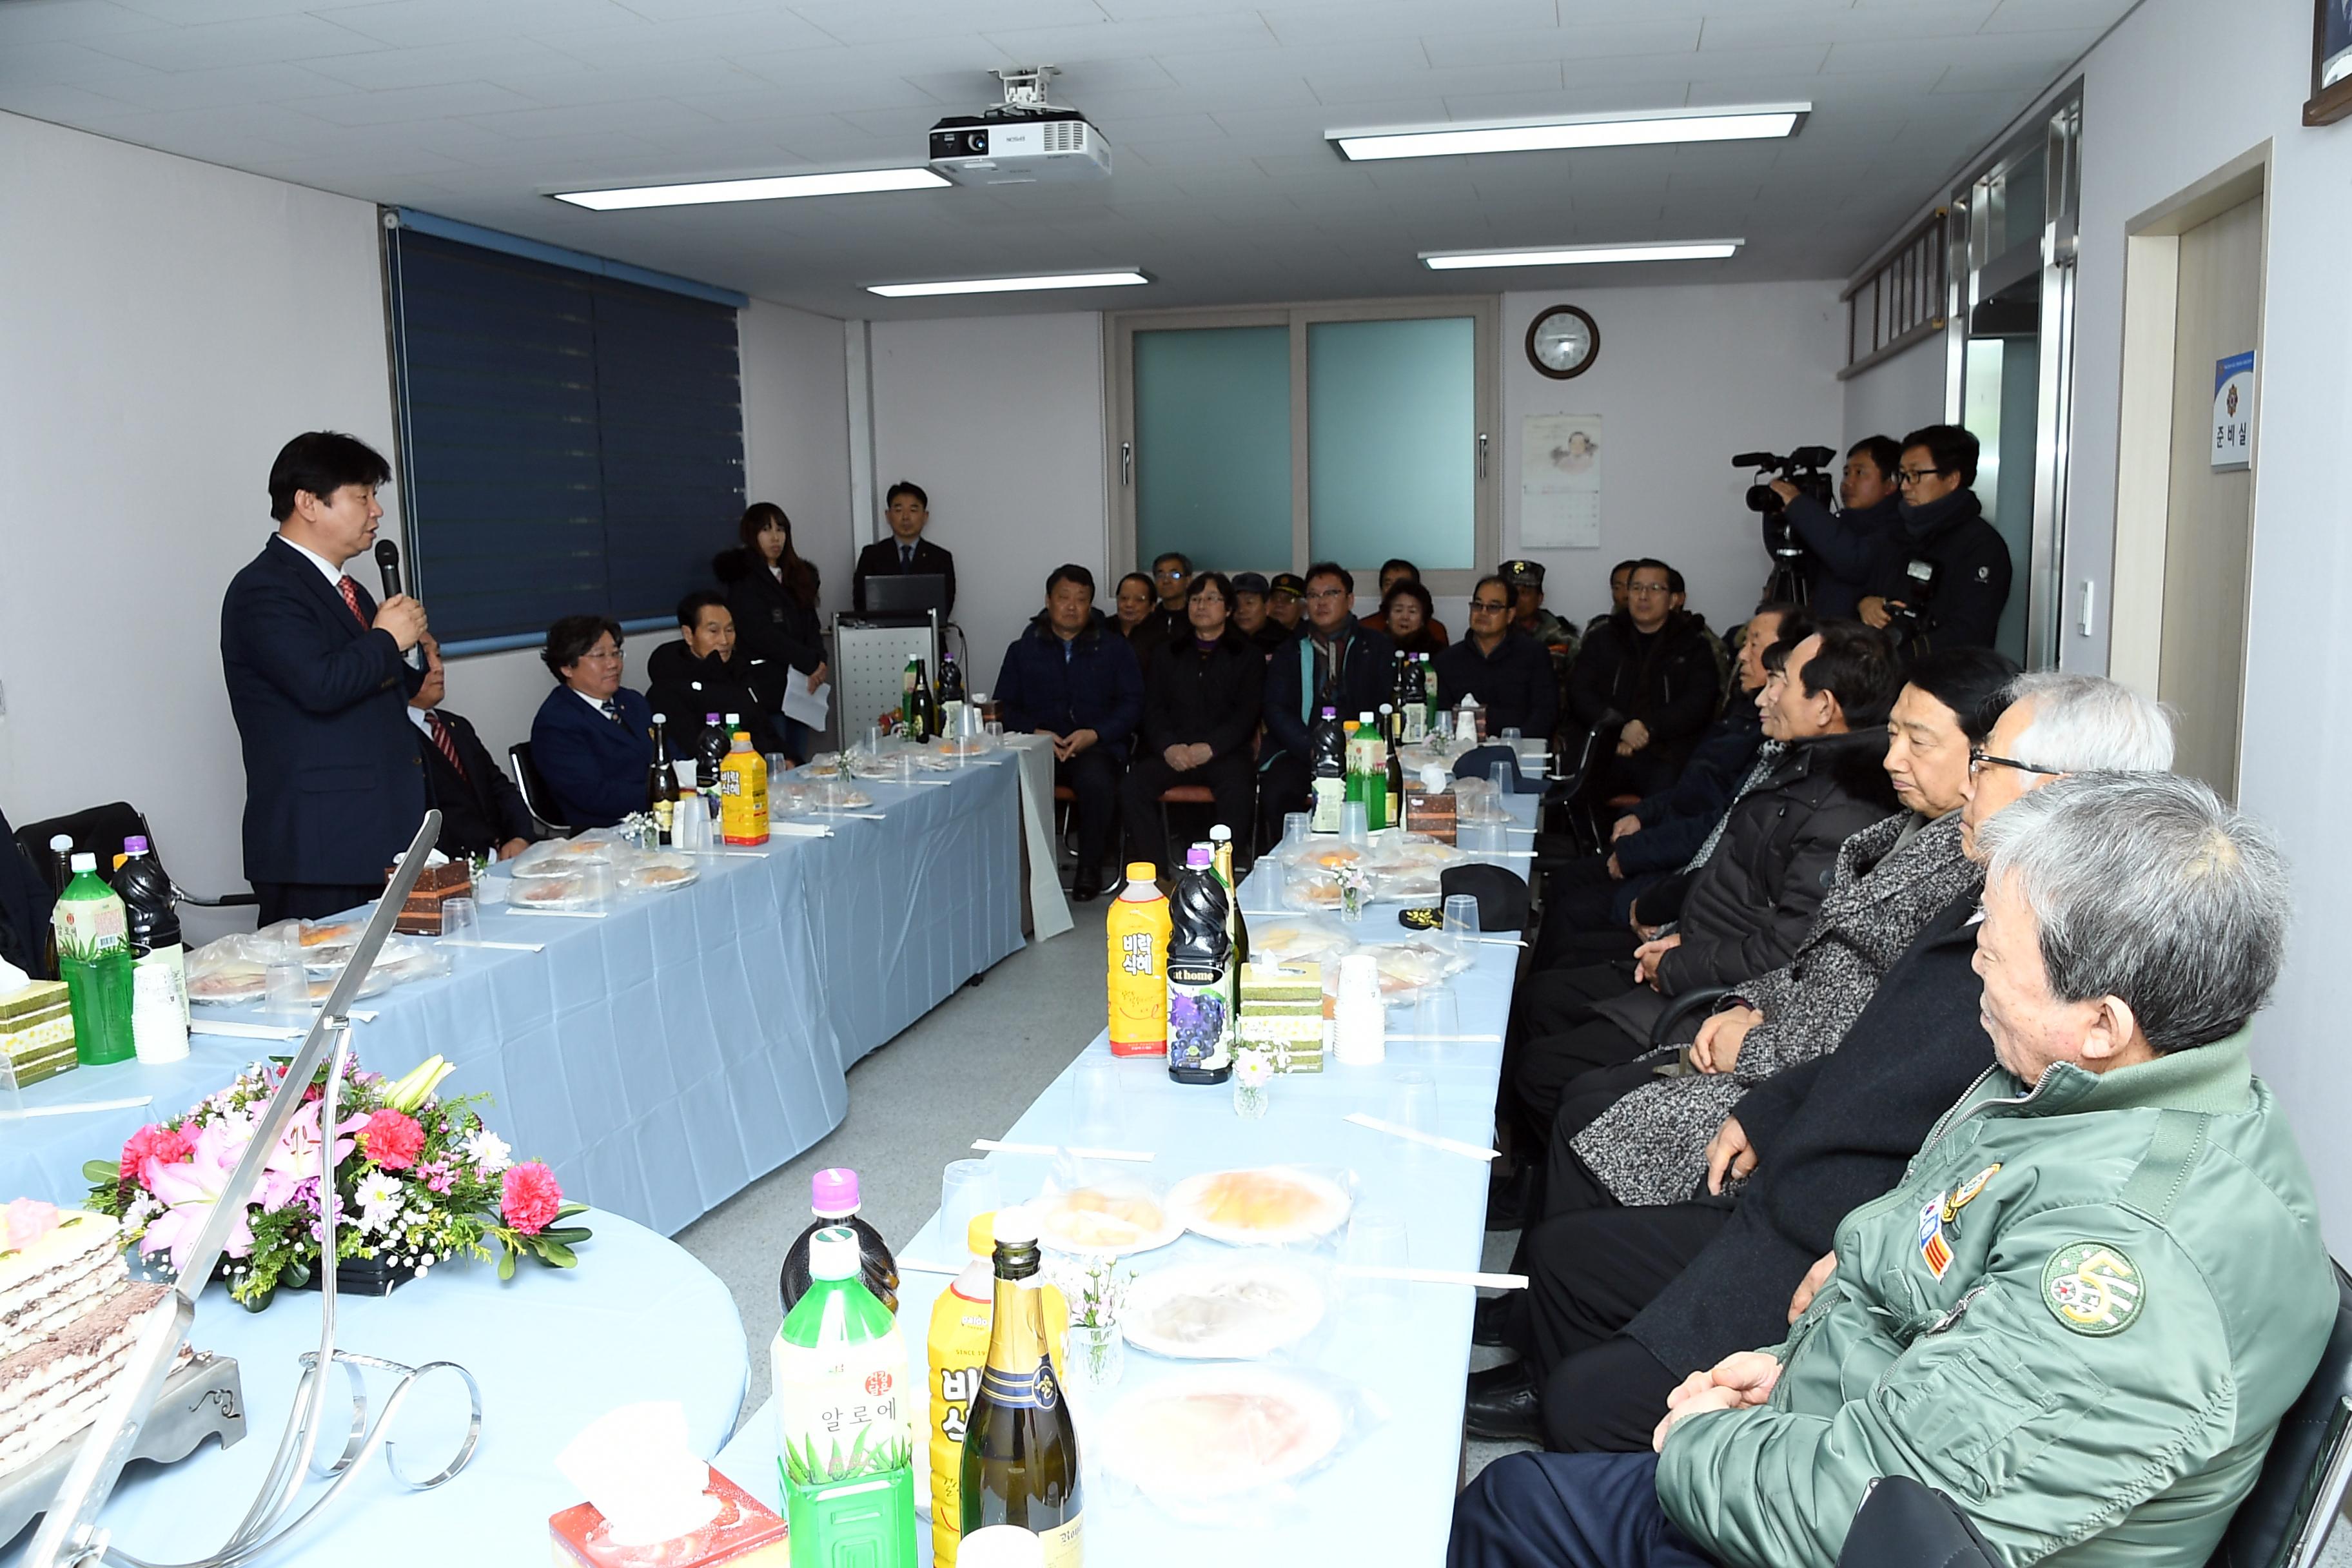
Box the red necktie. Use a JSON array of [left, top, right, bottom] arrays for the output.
[[426, 712, 467, 781], [336, 575, 369, 631]]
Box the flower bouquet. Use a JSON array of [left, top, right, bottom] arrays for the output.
[[81, 1054, 589, 1311]]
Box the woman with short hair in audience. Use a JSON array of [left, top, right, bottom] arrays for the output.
[[1382, 579, 1447, 657], [1120, 571, 1265, 867], [529, 614, 654, 830], [713, 502, 826, 760]]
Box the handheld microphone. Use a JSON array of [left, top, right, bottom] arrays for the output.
[[374, 540, 427, 671]]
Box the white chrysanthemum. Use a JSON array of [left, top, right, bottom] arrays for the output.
[[461, 1128, 511, 1174]]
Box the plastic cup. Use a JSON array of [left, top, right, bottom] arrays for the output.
[[1282, 812, 1311, 851], [580, 860, 614, 910], [941, 1159, 1002, 1252], [1340, 801, 1369, 847], [1464, 820, 1506, 856], [985, 720, 1005, 740], [475, 873, 509, 908], [865, 725, 883, 756], [765, 751, 791, 783], [440, 897, 479, 943], [1388, 1070, 1438, 1145], [1071, 1055, 1126, 1150], [1343, 1204, 1411, 1323], [1444, 892, 1482, 945], [263, 959, 309, 1021], [1412, 986, 1461, 1044], [1500, 727, 1522, 746]]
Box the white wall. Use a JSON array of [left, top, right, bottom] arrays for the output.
[[866, 313, 1108, 694], [2050, 0, 2352, 1250], [0, 112, 396, 941], [1840, 335, 1950, 455], [1500, 282, 1847, 638]]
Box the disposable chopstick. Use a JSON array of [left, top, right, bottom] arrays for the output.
[[505, 906, 610, 919], [676, 848, 769, 858], [769, 822, 834, 838], [1386, 1034, 1503, 1043], [814, 810, 889, 821], [971, 1138, 1155, 1163], [904, 779, 956, 787], [1463, 936, 1528, 947], [1343, 1112, 1499, 1162], [440, 938, 545, 952], [1340, 1264, 1527, 1290], [900, 1257, 966, 1276], [192, 1020, 302, 1041], [1, 1095, 153, 1119], [1471, 849, 1536, 859]]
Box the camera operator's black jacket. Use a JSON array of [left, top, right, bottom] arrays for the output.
[[1866, 488, 2012, 658], [1563, 610, 1721, 767], [1781, 491, 1903, 620]]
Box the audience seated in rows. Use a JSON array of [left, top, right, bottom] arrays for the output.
[[1121, 572, 1266, 867], [1564, 560, 1721, 797], [1435, 574, 1558, 740], [1452, 769, 2326, 1568], [712, 502, 827, 760], [1260, 563, 1397, 832], [994, 565, 1143, 903], [529, 614, 653, 830], [644, 592, 789, 761], [1359, 558, 1451, 647]]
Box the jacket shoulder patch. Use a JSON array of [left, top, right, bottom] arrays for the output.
[[2041, 1241, 2142, 1335]]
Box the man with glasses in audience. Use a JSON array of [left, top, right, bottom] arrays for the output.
[[1565, 559, 1721, 797], [1858, 424, 2012, 658], [1438, 574, 1558, 741], [1260, 562, 1396, 831]]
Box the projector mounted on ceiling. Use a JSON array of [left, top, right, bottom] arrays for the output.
[[928, 66, 1112, 186]]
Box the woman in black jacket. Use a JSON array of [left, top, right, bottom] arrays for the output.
[[712, 502, 826, 759], [1120, 572, 1265, 869]]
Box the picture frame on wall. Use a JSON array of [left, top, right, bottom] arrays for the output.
[[2309, 0, 2352, 125]]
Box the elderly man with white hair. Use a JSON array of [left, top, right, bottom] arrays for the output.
[[1453, 767, 2333, 1568]]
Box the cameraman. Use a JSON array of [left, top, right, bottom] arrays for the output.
[[1766, 435, 1903, 618], [1861, 423, 2012, 657]]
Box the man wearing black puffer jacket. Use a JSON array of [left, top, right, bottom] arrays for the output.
[[1564, 560, 1721, 798], [995, 565, 1144, 901], [1862, 423, 2012, 658]]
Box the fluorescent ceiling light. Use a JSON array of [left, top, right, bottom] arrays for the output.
[[1422, 240, 1743, 271], [867, 270, 1150, 299], [552, 167, 948, 211], [1331, 105, 1807, 161]]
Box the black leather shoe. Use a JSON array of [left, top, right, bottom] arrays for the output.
[[1464, 1362, 1543, 1443], [1473, 1295, 1512, 1348], [1485, 1161, 1533, 1232], [1072, 867, 1103, 903]]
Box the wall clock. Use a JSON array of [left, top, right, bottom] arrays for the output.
[[1525, 304, 1599, 380]]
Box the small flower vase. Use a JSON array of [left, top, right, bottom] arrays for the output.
[[1233, 1078, 1270, 1119], [1064, 1324, 1124, 1392], [1338, 880, 1366, 924]]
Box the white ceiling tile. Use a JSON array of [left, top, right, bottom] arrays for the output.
[[110, 0, 333, 23], [1260, 0, 1557, 47], [1821, 28, 2097, 76], [1554, 41, 1829, 87], [1699, 4, 1997, 51], [312, 0, 644, 50], [1420, 19, 1701, 70], [540, 9, 839, 67], [1982, 0, 2137, 32], [0, 79, 148, 117], [0, 1, 170, 45], [1308, 61, 1566, 108], [82, 13, 387, 71], [306, 37, 587, 90], [280, 79, 546, 126], [505, 60, 772, 106], [977, 12, 1279, 60], [789, 0, 1110, 48]]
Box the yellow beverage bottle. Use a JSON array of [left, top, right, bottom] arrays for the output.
[[925, 1213, 1066, 1568], [720, 730, 769, 845], [1105, 863, 1171, 1058]]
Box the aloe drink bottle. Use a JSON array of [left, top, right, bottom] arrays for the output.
[[774, 1226, 917, 1565]]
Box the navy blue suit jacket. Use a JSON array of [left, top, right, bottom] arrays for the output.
[[530, 685, 654, 829], [220, 535, 426, 886]]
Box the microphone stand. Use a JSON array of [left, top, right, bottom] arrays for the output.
[[25, 812, 483, 1568]]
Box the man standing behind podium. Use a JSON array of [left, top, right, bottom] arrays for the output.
[[222, 432, 428, 925], [852, 480, 956, 615]]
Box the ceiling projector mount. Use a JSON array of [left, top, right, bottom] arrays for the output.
[[928, 66, 1113, 186]]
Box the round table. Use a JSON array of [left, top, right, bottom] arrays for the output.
[[1, 1210, 747, 1566]]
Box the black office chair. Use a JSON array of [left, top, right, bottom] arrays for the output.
[[507, 743, 573, 837], [13, 801, 255, 910]]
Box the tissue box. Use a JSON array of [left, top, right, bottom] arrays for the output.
[[0, 982, 77, 1090], [549, 1465, 788, 1568], [1404, 791, 1457, 843], [387, 861, 473, 936], [1239, 962, 1321, 1004]]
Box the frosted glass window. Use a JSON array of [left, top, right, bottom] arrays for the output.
[[1306, 317, 1475, 571], [1133, 326, 1291, 573]]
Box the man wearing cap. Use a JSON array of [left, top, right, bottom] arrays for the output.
[[1504, 560, 1577, 742], [1231, 571, 1288, 658], [1436, 574, 1558, 741], [1266, 573, 1307, 636]]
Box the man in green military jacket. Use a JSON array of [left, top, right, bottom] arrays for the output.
[[1451, 770, 2333, 1568]]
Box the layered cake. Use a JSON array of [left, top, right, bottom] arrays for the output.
[[1238, 963, 1331, 1072], [389, 860, 473, 936], [0, 1200, 177, 1480], [0, 981, 77, 1090]]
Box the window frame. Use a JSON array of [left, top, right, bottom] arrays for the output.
[[1106, 295, 1500, 596]]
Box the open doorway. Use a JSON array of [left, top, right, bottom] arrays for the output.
[[2107, 148, 2269, 801]]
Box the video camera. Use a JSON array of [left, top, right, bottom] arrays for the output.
[[1733, 446, 1838, 604]]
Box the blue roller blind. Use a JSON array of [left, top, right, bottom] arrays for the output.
[[386, 224, 746, 651]]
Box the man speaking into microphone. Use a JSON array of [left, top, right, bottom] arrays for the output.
[[222, 432, 429, 925]]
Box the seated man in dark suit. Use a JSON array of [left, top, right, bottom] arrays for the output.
[[852, 480, 956, 614], [529, 615, 654, 830], [1260, 562, 1395, 832], [1435, 573, 1559, 741], [996, 565, 1144, 902], [220, 431, 429, 925], [408, 636, 536, 863], [644, 591, 789, 760]]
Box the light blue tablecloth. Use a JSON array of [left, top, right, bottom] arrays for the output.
[[0, 1209, 745, 1566], [1, 758, 1024, 1238], [716, 807, 1534, 1563]]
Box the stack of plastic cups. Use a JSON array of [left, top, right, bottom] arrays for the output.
[[1333, 952, 1385, 1066]]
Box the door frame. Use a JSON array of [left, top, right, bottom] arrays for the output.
[[2106, 142, 2271, 699]]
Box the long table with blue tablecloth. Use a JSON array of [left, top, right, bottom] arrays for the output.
[[716, 797, 1536, 1564], [1, 756, 1024, 1237]]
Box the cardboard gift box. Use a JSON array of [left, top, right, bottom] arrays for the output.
[[1404, 790, 1457, 844]]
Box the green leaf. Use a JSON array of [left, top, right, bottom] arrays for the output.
[[535, 1240, 578, 1268], [556, 1202, 589, 1219], [847, 1426, 870, 1473], [828, 1437, 844, 1478], [497, 1244, 517, 1282], [536, 1227, 593, 1246], [285, 1260, 311, 1289], [82, 1159, 119, 1185]]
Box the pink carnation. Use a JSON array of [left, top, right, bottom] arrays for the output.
[[500, 1162, 562, 1235], [360, 1110, 425, 1171], [119, 1123, 193, 1181]]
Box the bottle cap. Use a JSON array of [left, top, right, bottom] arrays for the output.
[[652, 712, 667, 724], [1124, 861, 1158, 884], [810, 1168, 860, 1217], [1186, 845, 1212, 870], [123, 836, 150, 854], [48, 835, 71, 852], [960, 1526, 1047, 1568], [966, 1211, 998, 1257], [1209, 825, 1231, 843], [993, 1206, 1040, 1247], [1320, 706, 1337, 718], [706, 712, 721, 722], [1359, 712, 1375, 724], [725, 712, 741, 724], [69, 852, 95, 874], [808, 1226, 861, 1281]]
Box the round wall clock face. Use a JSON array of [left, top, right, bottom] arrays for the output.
[[1527, 304, 1599, 379]]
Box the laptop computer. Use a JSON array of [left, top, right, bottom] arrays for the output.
[[867, 573, 948, 616]]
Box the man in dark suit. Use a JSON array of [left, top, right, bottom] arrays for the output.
[[409, 636, 536, 863], [852, 480, 956, 614], [529, 615, 656, 830], [220, 432, 429, 925]]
